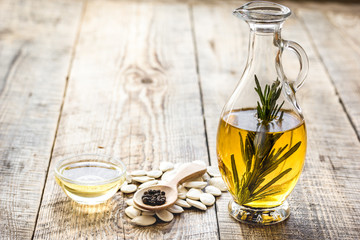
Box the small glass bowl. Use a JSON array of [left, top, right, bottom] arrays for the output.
[[54, 154, 127, 205]]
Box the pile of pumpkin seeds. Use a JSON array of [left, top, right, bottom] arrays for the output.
[[120, 160, 227, 226]]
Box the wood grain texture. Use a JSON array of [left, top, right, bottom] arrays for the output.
[[1, 0, 360, 239], [192, 1, 360, 239], [298, 9, 360, 139], [34, 0, 218, 239], [0, 0, 83, 239]]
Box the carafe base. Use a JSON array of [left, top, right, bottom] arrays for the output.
[[228, 199, 290, 225]]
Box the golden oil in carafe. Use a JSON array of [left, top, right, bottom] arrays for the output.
[[217, 109, 306, 208]]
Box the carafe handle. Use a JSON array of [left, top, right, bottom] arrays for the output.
[[282, 40, 309, 91]]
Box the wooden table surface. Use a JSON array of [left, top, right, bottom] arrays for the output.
[[1, 0, 360, 239]]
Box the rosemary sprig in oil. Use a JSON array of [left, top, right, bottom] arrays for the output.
[[255, 75, 285, 124], [230, 75, 301, 205]]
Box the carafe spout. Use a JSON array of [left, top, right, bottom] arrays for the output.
[[233, 1, 291, 32]]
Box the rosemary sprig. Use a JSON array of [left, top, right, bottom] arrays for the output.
[[255, 75, 285, 124], [230, 75, 302, 206]]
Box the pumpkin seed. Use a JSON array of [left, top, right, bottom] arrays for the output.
[[186, 198, 207, 210], [141, 211, 155, 216], [125, 206, 141, 219], [138, 180, 158, 189], [146, 170, 163, 178], [186, 188, 202, 200], [156, 209, 174, 222], [175, 199, 191, 208], [200, 193, 215, 206], [131, 170, 147, 176], [132, 176, 154, 183], [178, 192, 187, 199], [121, 184, 137, 193], [207, 166, 221, 177], [126, 199, 134, 206], [167, 204, 184, 213], [159, 161, 174, 172], [183, 181, 207, 189], [131, 216, 156, 226], [209, 177, 227, 191], [205, 186, 222, 196], [161, 170, 176, 182]]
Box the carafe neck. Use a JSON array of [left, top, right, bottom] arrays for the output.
[[249, 21, 283, 33], [246, 26, 282, 68]]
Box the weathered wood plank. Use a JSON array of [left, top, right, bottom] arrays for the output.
[[192, 1, 360, 239], [298, 9, 360, 139], [34, 0, 218, 239], [0, 0, 83, 239], [190, 0, 249, 171]]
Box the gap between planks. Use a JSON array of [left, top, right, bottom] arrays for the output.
[[188, 3, 222, 240], [31, 1, 88, 239]]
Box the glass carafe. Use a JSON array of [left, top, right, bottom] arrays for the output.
[[216, 1, 309, 225]]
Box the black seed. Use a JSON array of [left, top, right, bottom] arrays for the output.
[[142, 188, 167, 206]]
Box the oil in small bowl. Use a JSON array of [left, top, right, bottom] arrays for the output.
[[55, 154, 126, 205]]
